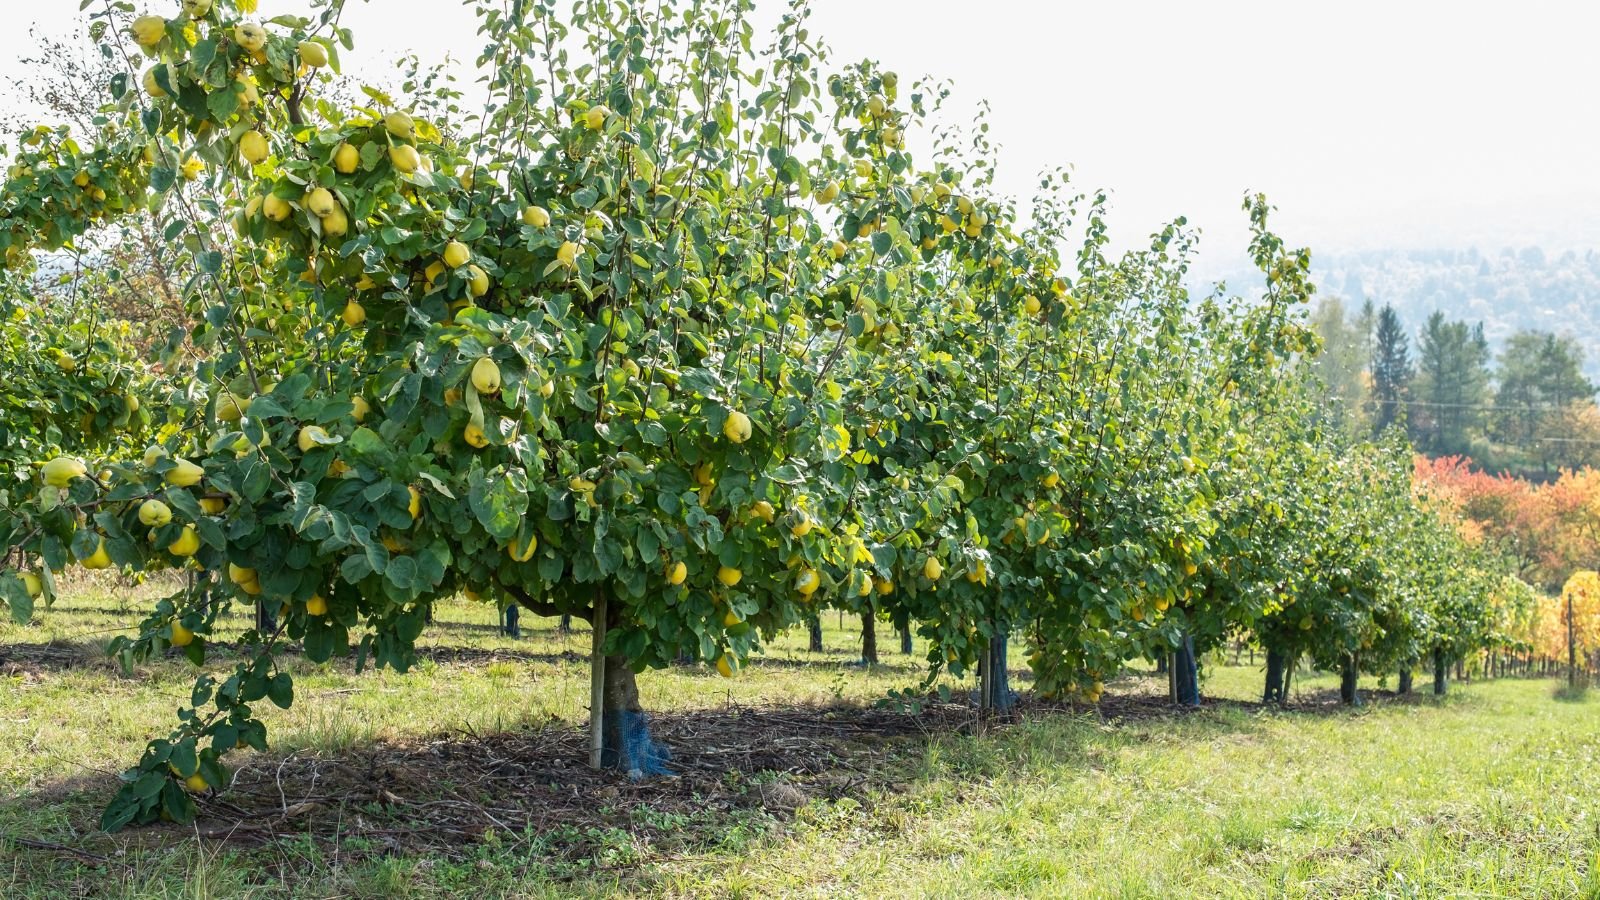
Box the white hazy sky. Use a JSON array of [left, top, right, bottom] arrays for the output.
[[4, 0, 1598, 276]]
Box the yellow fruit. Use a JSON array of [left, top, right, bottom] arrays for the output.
[[298, 40, 328, 68], [853, 159, 872, 178], [131, 15, 166, 46], [389, 144, 421, 174], [341, 300, 366, 327], [966, 561, 988, 584], [333, 142, 359, 174], [522, 205, 550, 227], [830, 240, 847, 260], [167, 458, 204, 487], [168, 526, 200, 557], [790, 514, 813, 538], [583, 105, 609, 130], [181, 0, 211, 16], [815, 181, 840, 204], [262, 194, 290, 222], [72, 170, 90, 188], [471, 357, 501, 394], [1042, 472, 1060, 489], [666, 561, 687, 586], [321, 205, 349, 238], [463, 421, 489, 449], [407, 486, 422, 520], [20, 572, 42, 599], [467, 265, 490, 297], [715, 654, 735, 678], [722, 410, 752, 444], [79, 536, 112, 570], [305, 188, 336, 217], [305, 594, 328, 616], [138, 499, 173, 527], [539, 379, 555, 399], [184, 773, 209, 793], [143, 67, 167, 97], [683, 463, 711, 489], [923, 557, 944, 581], [234, 22, 266, 52], [216, 392, 250, 423], [169, 619, 195, 646], [750, 500, 776, 524], [716, 566, 742, 587], [384, 111, 415, 138], [443, 240, 471, 269], [239, 131, 268, 165], [349, 396, 371, 423], [857, 576, 873, 597], [198, 497, 226, 515], [866, 94, 888, 118], [295, 425, 326, 453], [1183, 561, 1198, 577], [723, 609, 742, 627], [227, 563, 257, 586], [1023, 295, 1042, 316], [41, 457, 88, 488], [795, 568, 820, 596], [556, 241, 580, 268], [509, 531, 538, 562], [874, 577, 893, 596]]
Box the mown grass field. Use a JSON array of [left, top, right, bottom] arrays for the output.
[[4, 583, 1598, 898]]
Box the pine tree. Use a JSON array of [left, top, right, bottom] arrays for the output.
[[1414, 312, 1491, 457], [1369, 305, 1413, 437]]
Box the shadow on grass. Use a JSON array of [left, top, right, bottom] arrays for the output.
[[1553, 682, 1591, 703], [3, 670, 1428, 895]]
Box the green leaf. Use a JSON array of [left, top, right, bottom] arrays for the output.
[[468, 465, 528, 541], [0, 573, 34, 625], [266, 673, 294, 709]]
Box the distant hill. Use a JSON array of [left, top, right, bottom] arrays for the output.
[[1196, 246, 1600, 380]]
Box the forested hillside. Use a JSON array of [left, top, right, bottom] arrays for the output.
[[1313, 247, 1600, 380]]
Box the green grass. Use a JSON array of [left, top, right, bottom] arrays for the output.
[[4, 584, 1598, 898]]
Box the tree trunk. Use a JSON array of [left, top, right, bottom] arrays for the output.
[[980, 631, 1014, 711], [1173, 632, 1200, 707], [559, 614, 572, 635], [900, 623, 914, 655], [1569, 590, 1579, 689], [500, 603, 520, 638], [860, 612, 878, 666], [1339, 654, 1361, 706], [1263, 648, 1288, 705], [807, 615, 824, 652], [1433, 648, 1448, 696], [1156, 654, 1168, 674], [1398, 666, 1413, 696], [600, 654, 670, 777]]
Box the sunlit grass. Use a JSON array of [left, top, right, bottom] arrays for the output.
[[4, 585, 1596, 898]]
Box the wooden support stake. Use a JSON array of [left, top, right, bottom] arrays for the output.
[[589, 591, 607, 769]]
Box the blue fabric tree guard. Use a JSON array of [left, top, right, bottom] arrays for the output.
[[988, 632, 1016, 711]]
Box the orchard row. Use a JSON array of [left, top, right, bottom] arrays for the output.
[[0, 0, 1526, 829]]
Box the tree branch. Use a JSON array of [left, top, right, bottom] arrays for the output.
[[499, 582, 587, 622]]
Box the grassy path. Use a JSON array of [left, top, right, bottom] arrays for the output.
[[3, 590, 1597, 898]]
